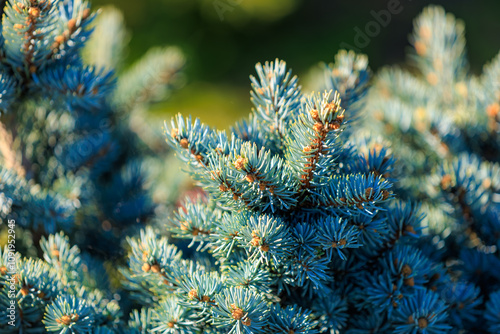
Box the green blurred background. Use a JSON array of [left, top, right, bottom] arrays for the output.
[[92, 0, 500, 129]]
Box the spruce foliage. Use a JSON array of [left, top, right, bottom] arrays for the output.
[[0, 2, 498, 333], [0, 0, 184, 255], [0, 1, 183, 332]]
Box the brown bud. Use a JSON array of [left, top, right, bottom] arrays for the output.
[[219, 184, 228, 192], [202, 295, 210, 302], [28, 7, 40, 17], [365, 187, 373, 199], [426, 72, 438, 86], [167, 321, 175, 328], [188, 289, 198, 300], [56, 315, 72, 326], [487, 103, 500, 118], [483, 178, 492, 189], [67, 18, 77, 31], [234, 156, 248, 170], [151, 264, 161, 273], [309, 109, 319, 120], [231, 304, 244, 320], [414, 41, 427, 56], [329, 123, 340, 130], [0, 266, 6, 275], [250, 236, 261, 247], [402, 264, 412, 277], [381, 190, 390, 200], [245, 174, 256, 183], [418, 317, 428, 329], [20, 286, 29, 296], [440, 174, 452, 190], [404, 277, 415, 287], [142, 263, 151, 272], [313, 122, 323, 133], [179, 138, 189, 149], [242, 317, 252, 326], [13, 24, 24, 30], [55, 35, 65, 44], [326, 102, 340, 113], [404, 225, 416, 235], [260, 244, 270, 252], [82, 8, 91, 20]]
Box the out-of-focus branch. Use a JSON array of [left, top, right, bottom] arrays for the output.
[[0, 118, 24, 177]]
